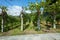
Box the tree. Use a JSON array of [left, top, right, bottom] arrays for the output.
[[20, 7, 24, 31], [29, 0, 45, 30], [44, 0, 60, 29], [0, 6, 7, 32]]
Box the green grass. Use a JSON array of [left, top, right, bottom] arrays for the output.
[[0, 21, 60, 36], [0, 28, 25, 36], [0, 27, 60, 36]]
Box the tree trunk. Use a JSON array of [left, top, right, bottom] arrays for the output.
[[37, 10, 40, 30], [21, 14, 23, 31], [53, 11, 56, 29], [37, 17, 40, 30], [1, 18, 4, 32], [53, 17, 56, 29]]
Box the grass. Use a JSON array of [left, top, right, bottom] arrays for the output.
[[0, 21, 60, 36], [0, 28, 24, 36], [0, 27, 60, 36], [56, 29, 60, 33]]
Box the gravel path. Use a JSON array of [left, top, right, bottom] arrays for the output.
[[0, 33, 60, 40]]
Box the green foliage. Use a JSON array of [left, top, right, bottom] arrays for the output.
[[0, 6, 7, 12], [29, 2, 41, 11], [33, 13, 38, 26], [23, 13, 30, 24], [56, 13, 60, 21], [0, 14, 20, 32], [46, 15, 53, 23]]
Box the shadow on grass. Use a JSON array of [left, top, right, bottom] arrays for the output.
[[4, 24, 20, 32], [23, 24, 29, 30], [56, 24, 60, 29]]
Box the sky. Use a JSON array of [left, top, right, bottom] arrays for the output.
[[0, 0, 41, 7], [0, 0, 43, 16]]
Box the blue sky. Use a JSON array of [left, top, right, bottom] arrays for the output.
[[0, 0, 44, 16], [0, 0, 41, 7]]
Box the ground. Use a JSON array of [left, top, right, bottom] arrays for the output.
[[0, 33, 60, 40]]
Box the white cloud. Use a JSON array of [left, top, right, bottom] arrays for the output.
[[7, 5, 22, 16], [6, 5, 32, 16], [25, 10, 31, 13]]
